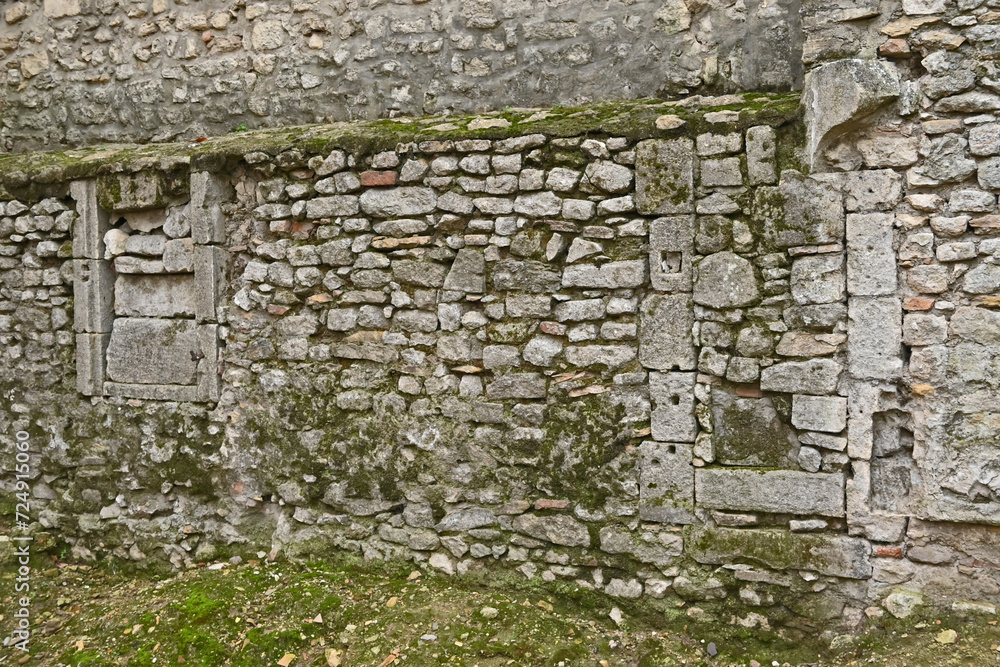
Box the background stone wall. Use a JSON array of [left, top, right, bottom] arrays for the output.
[[0, 0, 802, 152]]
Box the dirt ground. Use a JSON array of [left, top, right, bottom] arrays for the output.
[[1, 555, 999, 666]]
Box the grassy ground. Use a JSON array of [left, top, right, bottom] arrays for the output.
[[1, 555, 998, 666]]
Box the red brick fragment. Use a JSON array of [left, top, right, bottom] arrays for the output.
[[879, 38, 911, 58], [361, 170, 397, 186], [267, 304, 290, 316], [874, 546, 904, 558], [540, 321, 567, 335], [903, 297, 934, 311], [734, 386, 763, 398], [535, 499, 572, 510]]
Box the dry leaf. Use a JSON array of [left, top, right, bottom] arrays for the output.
[[312, 614, 323, 624], [325, 648, 342, 666], [386, 597, 399, 607], [277, 653, 296, 666], [568, 385, 607, 397], [377, 655, 398, 667], [407, 571, 422, 581], [74, 640, 85, 652]]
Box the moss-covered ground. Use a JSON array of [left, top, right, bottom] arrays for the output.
[[0, 555, 998, 666]]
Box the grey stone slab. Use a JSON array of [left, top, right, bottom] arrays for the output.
[[443, 248, 485, 293], [639, 294, 696, 371], [511, 514, 591, 547], [190, 172, 230, 244], [70, 179, 110, 260], [360, 187, 437, 217], [561, 260, 647, 289], [635, 138, 695, 215], [649, 372, 697, 443], [695, 468, 846, 516], [847, 213, 896, 295], [755, 172, 844, 248], [791, 253, 845, 305], [848, 297, 902, 380], [685, 526, 871, 579], [638, 441, 696, 524], [97, 171, 169, 212], [76, 333, 110, 396], [197, 324, 220, 402], [791, 395, 847, 433], [194, 246, 228, 323], [759, 359, 842, 395], [746, 126, 777, 185], [103, 383, 199, 402], [115, 275, 196, 318], [712, 390, 798, 467], [485, 373, 547, 399], [105, 318, 201, 386], [73, 259, 115, 334]]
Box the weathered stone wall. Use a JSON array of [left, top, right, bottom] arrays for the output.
[[4, 0, 1000, 639], [0, 0, 803, 152]]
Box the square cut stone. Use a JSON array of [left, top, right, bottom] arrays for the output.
[[74, 259, 115, 334], [639, 294, 696, 371], [115, 275, 196, 318], [695, 468, 845, 517], [105, 318, 201, 386], [791, 395, 847, 433], [639, 441, 696, 524], [635, 139, 694, 215], [650, 372, 697, 442], [70, 179, 110, 260], [76, 333, 110, 396], [700, 158, 743, 187], [847, 213, 896, 295]]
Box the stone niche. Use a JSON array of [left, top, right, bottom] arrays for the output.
[[72, 171, 229, 402]]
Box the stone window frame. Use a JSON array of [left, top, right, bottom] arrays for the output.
[[72, 172, 228, 403]]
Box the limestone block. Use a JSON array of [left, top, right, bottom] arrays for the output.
[[638, 441, 696, 524], [638, 294, 696, 371], [712, 389, 798, 467], [649, 372, 697, 442], [76, 333, 110, 396], [491, 260, 561, 293], [649, 216, 694, 292], [700, 158, 743, 187], [105, 318, 201, 386], [635, 138, 695, 215], [792, 395, 848, 433], [791, 253, 845, 305], [306, 196, 361, 219], [485, 373, 547, 399], [755, 172, 844, 248], [583, 160, 633, 193], [685, 526, 871, 578], [70, 180, 110, 260], [443, 249, 485, 293], [760, 359, 842, 395], [902, 313, 948, 346], [104, 383, 199, 402], [392, 260, 447, 288], [97, 172, 168, 212], [746, 126, 777, 185], [197, 324, 220, 402], [74, 259, 115, 334], [115, 275, 196, 318], [951, 306, 1000, 345], [190, 171, 230, 244], [163, 238, 195, 273], [847, 213, 896, 296], [848, 297, 902, 380], [964, 263, 1000, 294], [124, 234, 165, 256], [194, 246, 228, 322], [693, 252, 760, 309], [359, 187, 436, 218], [844, 170, 904, 212], [511, 514, 590, 547], [562, 260, 646, 289], [564, 345, 636, 369], [695, 468, 846, 516], [803, 59, 900, 169], [44, 0, 81, 18]]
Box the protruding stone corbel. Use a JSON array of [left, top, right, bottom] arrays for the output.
[[803, 59, 900, 171]]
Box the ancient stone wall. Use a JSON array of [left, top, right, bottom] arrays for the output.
[[3, 0, 1000, 640], [0, 0, 802, 153]]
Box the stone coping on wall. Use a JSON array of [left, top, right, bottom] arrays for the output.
[[0, 93, 802, 198]]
